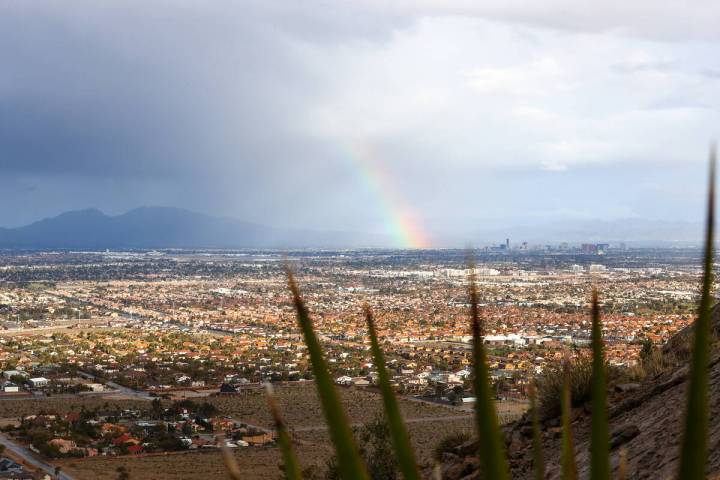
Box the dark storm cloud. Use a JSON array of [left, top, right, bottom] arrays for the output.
[[0, 2, 320, 177]]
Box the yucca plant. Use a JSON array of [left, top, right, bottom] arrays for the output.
[[266, 382, 302, 480], [286, 269, 369, 480], [365, 305, 421, 480], [468, 269, 511, 480]]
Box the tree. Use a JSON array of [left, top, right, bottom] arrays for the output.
[[198, 402, 219, 418], [639, 336, 654, 360], [150, 398, 164, 419], [448, 385, 464, 405]]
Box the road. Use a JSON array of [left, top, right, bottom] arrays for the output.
[[0, 432, 74, 480], [289, 414, 474, 433], [287, 411, 522, 433], [76, 371, 154, 400], [0, 391, 113, 402], [403, 396, 526, 424]]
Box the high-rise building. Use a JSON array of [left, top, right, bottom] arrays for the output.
[[581, 243, 598, 254]]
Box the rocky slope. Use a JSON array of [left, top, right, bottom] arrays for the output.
[[437, 305, 720, 479]]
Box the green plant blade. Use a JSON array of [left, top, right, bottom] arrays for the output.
[[287, 269, 369, 480], [529, 382, 545, 480], [590, 289, 609, 480], [678, 146, 716, 479], [561, 364, 578, 480], [266, 383, 302, 480], [365, 305, 421, 480], [469, 269, 511, 480]]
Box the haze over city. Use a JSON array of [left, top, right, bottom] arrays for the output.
[[2, 1, 720, 247]]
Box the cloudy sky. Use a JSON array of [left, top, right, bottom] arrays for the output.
[[1, 1, 719, 245]]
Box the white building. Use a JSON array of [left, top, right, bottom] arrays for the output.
[[2, 383, 19, 393], [483, 333, 527, 346], [335, 376, 353, 385], [29, 377, 49, 388]]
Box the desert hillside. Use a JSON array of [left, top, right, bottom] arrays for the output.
[[438, 304, 720, 479]]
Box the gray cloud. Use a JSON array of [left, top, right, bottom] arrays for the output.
[[0, 1, 718, 243]]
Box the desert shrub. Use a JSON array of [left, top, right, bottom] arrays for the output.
[[198, 401, 219, 418], [536, 354, 594, 421], [628, 348, 671, 381], [639, 337, 654, 360], [433, 432, 471, 461], [627, 336, 699, 382]]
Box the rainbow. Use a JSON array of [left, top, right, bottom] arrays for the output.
[[346, 141, 431, 249]]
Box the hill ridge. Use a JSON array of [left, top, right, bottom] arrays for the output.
[[0, 206, 384, 249]]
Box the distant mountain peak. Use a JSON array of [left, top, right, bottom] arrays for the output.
[[55, 207, 106, 218], [0, 207, 385, 249]]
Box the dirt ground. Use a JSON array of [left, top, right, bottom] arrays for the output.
[[53, 384, 524, 479]]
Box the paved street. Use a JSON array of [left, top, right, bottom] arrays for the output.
[[77, 371, 154, 400], [0, 433, 74, 480]]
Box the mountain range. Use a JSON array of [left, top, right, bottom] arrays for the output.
[[0, 207, 385, 249]]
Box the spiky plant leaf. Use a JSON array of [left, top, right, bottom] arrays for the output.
[[678, 146, 716, 479], [220, 438, 242, 480], [287, 269, 369, 480], [590, 290, 609, 480], [365, 305, 421, 480], [560, 364, 578, 480], [432, 464, 442, 480], [618, 448, 627, 480], [266, 383, 302, 480], [529, 382, 545, 480], [469, 268, 511, 480]]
